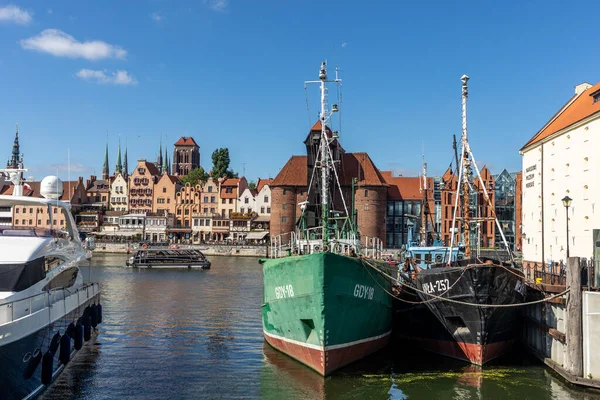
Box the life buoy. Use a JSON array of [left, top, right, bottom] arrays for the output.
[[435, 254, 443, 263], [59, 334, 71, 365], [457, 254, 465, 261], [141, 243, 148, 249], [323, 245, 329, 252]]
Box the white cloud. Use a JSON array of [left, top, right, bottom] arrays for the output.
[[205, 0, 227, 12], [76, 69, 137, 86], [151, 12, 163, 23], [341, 42, 347, 48], [0, 5, 32, 25], [20, 29, 127, 61]]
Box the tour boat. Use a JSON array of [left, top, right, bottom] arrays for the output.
[[126, 248, 211, 269], [0, 169, 101, 400]]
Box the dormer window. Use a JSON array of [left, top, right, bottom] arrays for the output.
[[594, 93, 600, 104]]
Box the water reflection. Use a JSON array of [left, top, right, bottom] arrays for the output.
[[40, 254, 600, 400]]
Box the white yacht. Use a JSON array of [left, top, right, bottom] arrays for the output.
[[0, 168, 101, 400]]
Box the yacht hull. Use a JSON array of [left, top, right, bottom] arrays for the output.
[[0, 289, 100, 400]]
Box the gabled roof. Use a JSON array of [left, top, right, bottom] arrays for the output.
[[271, 153, 387, 188], [522, 82, 600, 150], [270, 156, 307, 187], [174, 136, 198, 146], [136, 160, 160, 176], [382, 172, 434, 201], [221, 178, 240, 186], [87, 179, 110, 192], [157, 174, 180, 185], [256, 178, 273, 193]]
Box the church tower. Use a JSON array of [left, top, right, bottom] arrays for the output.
[[172, 137, 200, 176]]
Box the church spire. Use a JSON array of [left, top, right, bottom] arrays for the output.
[[102, 138, 109, 180], [123, 145, 129, 179], [7, 123, 21, 169], [162, 145, 168, 174], [157, 139, 163, 174], [115, 136, 123, 175]]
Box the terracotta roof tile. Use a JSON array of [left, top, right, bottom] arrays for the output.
[[382, 173, 433, 200], [221, 178, 240, 186], [256, 178, 273, 193], [174, 136, 199, 146], [271, 153, 387, 188], [522, 82, 600, 150]]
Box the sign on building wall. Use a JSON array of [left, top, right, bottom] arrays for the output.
[[525, 164, 536, 189]]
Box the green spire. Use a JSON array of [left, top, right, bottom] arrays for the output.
[[157, 139, 163, 173], [102, 140, 109, 180], [162, 145, 168, 173], [115, 136, 123, 175], [123, 145, 129, 178]]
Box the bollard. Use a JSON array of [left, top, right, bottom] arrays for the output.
[[566, 256, 583, 377]]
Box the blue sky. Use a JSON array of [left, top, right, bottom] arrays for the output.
[[0, 0, 599, 182]]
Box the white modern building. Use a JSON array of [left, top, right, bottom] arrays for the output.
[[520, 82, 600, 268]]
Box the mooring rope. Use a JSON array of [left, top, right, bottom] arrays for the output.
[[360, 258, 571, 308]]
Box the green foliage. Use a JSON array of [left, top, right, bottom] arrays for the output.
[[181, 166, 209, 185], [211, 148, 231, 179], [248, 181, 256, 190]]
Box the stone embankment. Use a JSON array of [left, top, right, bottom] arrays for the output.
[[92, 242, 268, 257]]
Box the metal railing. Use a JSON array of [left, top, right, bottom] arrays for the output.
[[524, 258, 597, 288], [0, 282, 99, 326]]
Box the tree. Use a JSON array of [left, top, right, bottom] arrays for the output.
[[248, 181, 256, 190], [181, 166, 209, 186], [212, 148, 237, 178]]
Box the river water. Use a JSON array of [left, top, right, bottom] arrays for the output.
[[40, 254, 600, 400]]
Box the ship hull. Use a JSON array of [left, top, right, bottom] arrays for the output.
[[261, 252, 393, 376], [0, 291, 100, 400], [395, 259, 524, 365]]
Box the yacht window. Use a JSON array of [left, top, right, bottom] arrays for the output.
[[0, 258, 46, 291], [45, 256, 62, 272], [43, 267, 78, 290]]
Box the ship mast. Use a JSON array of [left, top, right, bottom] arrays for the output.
[[460, 74, 471, 259], [319, 62, 330, 247], [420, 153, 427, 246]]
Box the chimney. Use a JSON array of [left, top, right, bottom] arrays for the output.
[[575, 82, 592, 95]]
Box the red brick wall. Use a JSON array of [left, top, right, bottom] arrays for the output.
[[355, 186, 387, 247], [270, 186, 297, 239]]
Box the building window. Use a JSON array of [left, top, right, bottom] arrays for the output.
[[245, 197, 249, 204], [282, 204, 287, 210], [167, 198, 171, 204], [185, 209, 189, 215], [365, 189, 369, 197], [204, 196, 208, 202], [15, 208, 19, 213], [199, 219, 204, 226], [594, 93, 600, 103], [241, 208, 245, 214], [177, 209, 182, 215], [208, 186, 213, 193], [283, 189, 287, 195], [204, 207, 208, 213], [37, 219, 41, 225], [222, 199, 226, 204], [15, 220, 18, 225], [226, 187, 233, 194], [29, 208, 33, 213], [210, 207, 215, 213], [264, 196, 269, 203], [61, 220, 64, 225], [163, 187, 166, 193], [281, 216, 288, 223], [261, 207, 265, 213], [29, 219, 32, 225], [211, 196, 216, 203], [267, 207, 271, 213]]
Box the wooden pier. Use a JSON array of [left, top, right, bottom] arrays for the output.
[[522, 257, 600, 389]]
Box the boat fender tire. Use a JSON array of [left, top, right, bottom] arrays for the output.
[[49, 332, 61, 355], [41, 351, 53, 385], [314, 245, 321, 252], [66, 322, 75, 339], [74, 322, 84, 350], [83, 306, 91, 319], [457, 254, 464, 261], [23, 348, 42, 380], [83, 316, 92, 341], [97, 304, 103, 324], [435, 254, 443, 262], [322, 245, 329, 252], [59, 333, 71, 365], [90, 304, 98, 328]]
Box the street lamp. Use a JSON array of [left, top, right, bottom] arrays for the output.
[[561, 196, 572, 259]]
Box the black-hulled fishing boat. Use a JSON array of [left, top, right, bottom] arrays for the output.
[[395, 75, 525, 365]]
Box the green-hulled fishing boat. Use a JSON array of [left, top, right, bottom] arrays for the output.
[[260, 62, 393, 376]]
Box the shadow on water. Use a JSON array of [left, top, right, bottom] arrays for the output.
[[40, 254, 600, 400]]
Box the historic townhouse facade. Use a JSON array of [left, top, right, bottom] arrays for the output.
[[521, 82, 600, 268], [153, 174, 181, 216], [110, 173, 129, 212], [129, 160, 160, 214]]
